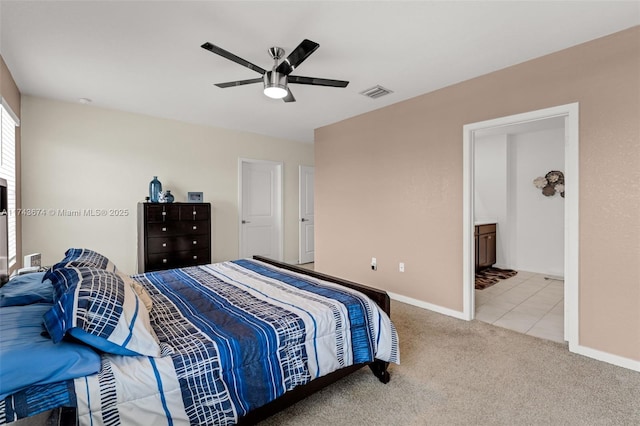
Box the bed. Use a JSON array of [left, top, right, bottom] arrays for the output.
[[0, 249, 399, 425]]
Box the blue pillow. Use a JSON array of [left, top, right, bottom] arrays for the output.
[[47, 266, 89, 301], [58, 248, 118, 271], [43, 248, 117, 283], [0, 303, 101, 399], [0, 272, 53, 306], [43, 267, 162, 357]]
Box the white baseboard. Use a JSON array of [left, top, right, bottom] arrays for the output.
[[494, 264, 564, 278], [387, 292, 466, 320], [570, 342, 640, 372]]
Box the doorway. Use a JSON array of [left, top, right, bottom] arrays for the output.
[[463, 103, 579, 349], [473, 119, 565, 342], [238, 159, 283, 261], [298, 165, 315, 264]]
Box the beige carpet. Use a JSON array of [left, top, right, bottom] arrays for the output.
[[259, 300, 640, 425]]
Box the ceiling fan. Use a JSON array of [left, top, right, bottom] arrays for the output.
[[201, 39, 349, 102]]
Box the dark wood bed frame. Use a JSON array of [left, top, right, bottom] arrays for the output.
[[237, 256, 392, 424], [16, 257, 392, 426]]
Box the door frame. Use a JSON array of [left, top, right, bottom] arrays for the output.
[[462, 102, 579, 348], [298, 165, 315, 264], [238, 158, 284, 261]]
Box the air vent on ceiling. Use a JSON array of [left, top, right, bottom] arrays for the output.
[[359, 85, 393, 99]]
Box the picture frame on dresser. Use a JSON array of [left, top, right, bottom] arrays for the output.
[[187, 191, 203, 202]]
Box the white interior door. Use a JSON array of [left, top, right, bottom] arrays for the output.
[[239, 159, 283, 260], [299, 166, 315, 264]]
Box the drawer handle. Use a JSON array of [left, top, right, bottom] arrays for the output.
[[193, 255, 198, 260], [193, 225, 197, 230], [162, 211, 166, 216], [162, 258, 167, 264], [193, 211, 196, 216], [193, 240, 197, 245], [162, 243, 167, 247], [162, 227, 167, 232]]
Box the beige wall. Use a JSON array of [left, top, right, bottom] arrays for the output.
[[315, 27, 640, 362], [0, 55, 22, 271], [1, 56, 20, 114], [21, 96, 313, 274]]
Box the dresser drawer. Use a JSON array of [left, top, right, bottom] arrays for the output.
[[146, 204, 179, 223], [146, 253, 174, 270], [174, 234, 209, 252], [147, 235, 210, 254], [180, 204, 210, 221], [180, 221, 208, 235], [176, 248, 210, 266], [146, 249, 210, 271], [147, 222, 183, 237], [147, 237, 174, 254]]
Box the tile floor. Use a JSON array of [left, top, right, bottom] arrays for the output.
[[475, 271, 565, 343]]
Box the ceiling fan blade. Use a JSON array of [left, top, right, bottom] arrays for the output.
[[288, 75, 349, 88], [201, 42, 266, 75], [276, 39, 319, 75], [214, 78, 263, 88], [283, 89, 296, 103]]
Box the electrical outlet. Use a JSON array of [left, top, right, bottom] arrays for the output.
[[399, 262, 405, 272], [371, 257, 377, 271]]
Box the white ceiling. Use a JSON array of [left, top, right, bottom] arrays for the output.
[[1, 1, 638, 143]]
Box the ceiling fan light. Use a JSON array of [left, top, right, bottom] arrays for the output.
[[263, 71, 288, 99], [264, 85, 288, 99]]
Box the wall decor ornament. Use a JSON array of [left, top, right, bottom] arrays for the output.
[[533, 170, 565, 198]]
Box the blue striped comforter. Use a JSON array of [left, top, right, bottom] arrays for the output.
[[3, 259, 399, 425]]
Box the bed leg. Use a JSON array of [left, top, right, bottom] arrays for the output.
[[369, 360, 390, 384]]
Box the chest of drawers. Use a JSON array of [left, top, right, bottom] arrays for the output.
[[137, 202, 211, 273]]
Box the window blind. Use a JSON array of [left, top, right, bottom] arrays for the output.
[[0, 104, 17, 266]]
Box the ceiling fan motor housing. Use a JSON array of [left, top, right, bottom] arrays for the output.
[[263, 70, 288, 98]]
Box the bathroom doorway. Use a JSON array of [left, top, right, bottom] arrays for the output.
[[473, 118, 565, 342], [462, 103, 579, 349]]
